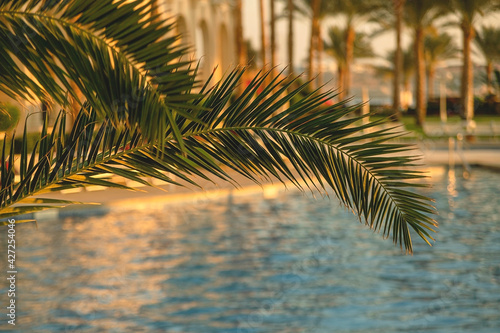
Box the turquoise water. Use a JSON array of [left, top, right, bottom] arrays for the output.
[[1, 167, 500, 332]]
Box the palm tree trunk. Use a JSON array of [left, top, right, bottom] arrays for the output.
[[428, 65, 435, 100], [415, 26, 426, 126], [317, 25, 323, 89], [403, 78, 411, 110], [461, 22, 474, 121], [151, 0, 159, 18], [344, 24, 355, 98], [270, 0, 276, 72], [234, 0, 245, 94], [288, 0, 294, 75], [308, 0, 320, 85], [235, 0, 245, 67], [338, 65, 345, 101], [392, 0, 404, 121], [486, 61, 493, 94], [259, 0, 267, 71], [69, 81, 81, 125]]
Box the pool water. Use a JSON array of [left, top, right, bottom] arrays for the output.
[[1, 167, 500, 332]]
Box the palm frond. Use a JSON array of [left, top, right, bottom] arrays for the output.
[[182, 71, 437, 253], [0, 1, 437, 253], [0, 0, 198, 146], [1, 69, 436, 253]]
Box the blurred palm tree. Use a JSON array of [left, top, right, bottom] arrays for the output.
[[277, 0, 298, 75], [424, 33, 460, 99], [235, 0, 245, 67], [307, 0, 321, 86], [400, 49, 417, 101], [492, 69, 500, 96], [234, 0, 245, 94], [404, 0, 447, 126], [324, 27, 346, 95], [245, 40, 259, 70], [287, 0, 295, 75], [270, 0, 277, 71], [368, 0, 406, 120], [374, 47, 416, 111], [450, 0, 500, 120], [474, 26, 500, 94], [393, 0, 405, 121], [0, 0, 437, 253], [288, 0, 332, 87], [324, 26, 375, 99], [328, 0, 383, 100], [259, 0, 267, 72]]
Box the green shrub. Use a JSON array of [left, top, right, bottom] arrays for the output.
[[0, 102, 21, 132]]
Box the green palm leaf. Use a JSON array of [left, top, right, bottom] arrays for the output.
[[1, 68, 436, 253], [0, 0, 197, 146], [188, 72, 436, 251], [0, 1, 437, 254]]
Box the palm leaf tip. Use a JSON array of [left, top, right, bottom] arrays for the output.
[[0, 219, 36, 226]]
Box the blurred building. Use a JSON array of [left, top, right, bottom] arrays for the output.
[[159, 0, 236, 82]]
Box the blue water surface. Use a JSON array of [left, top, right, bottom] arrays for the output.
[[1, 167, 499, 332]]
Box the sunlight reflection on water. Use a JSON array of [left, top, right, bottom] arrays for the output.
[[1, 167, 500, 332]]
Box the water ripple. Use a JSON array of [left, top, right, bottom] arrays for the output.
[[1, 168, 499, 332]]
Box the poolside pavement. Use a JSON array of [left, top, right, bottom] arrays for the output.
[[419, 141, 500, 170]]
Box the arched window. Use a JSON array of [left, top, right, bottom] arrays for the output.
[[195, 20, 210, 80], [176, 15, 188, 46], [218, 24, 230, 75]]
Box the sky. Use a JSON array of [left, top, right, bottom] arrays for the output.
[[242, 0, 500, 71]]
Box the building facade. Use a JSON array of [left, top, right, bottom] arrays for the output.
[[159, 0, 236, 82]]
